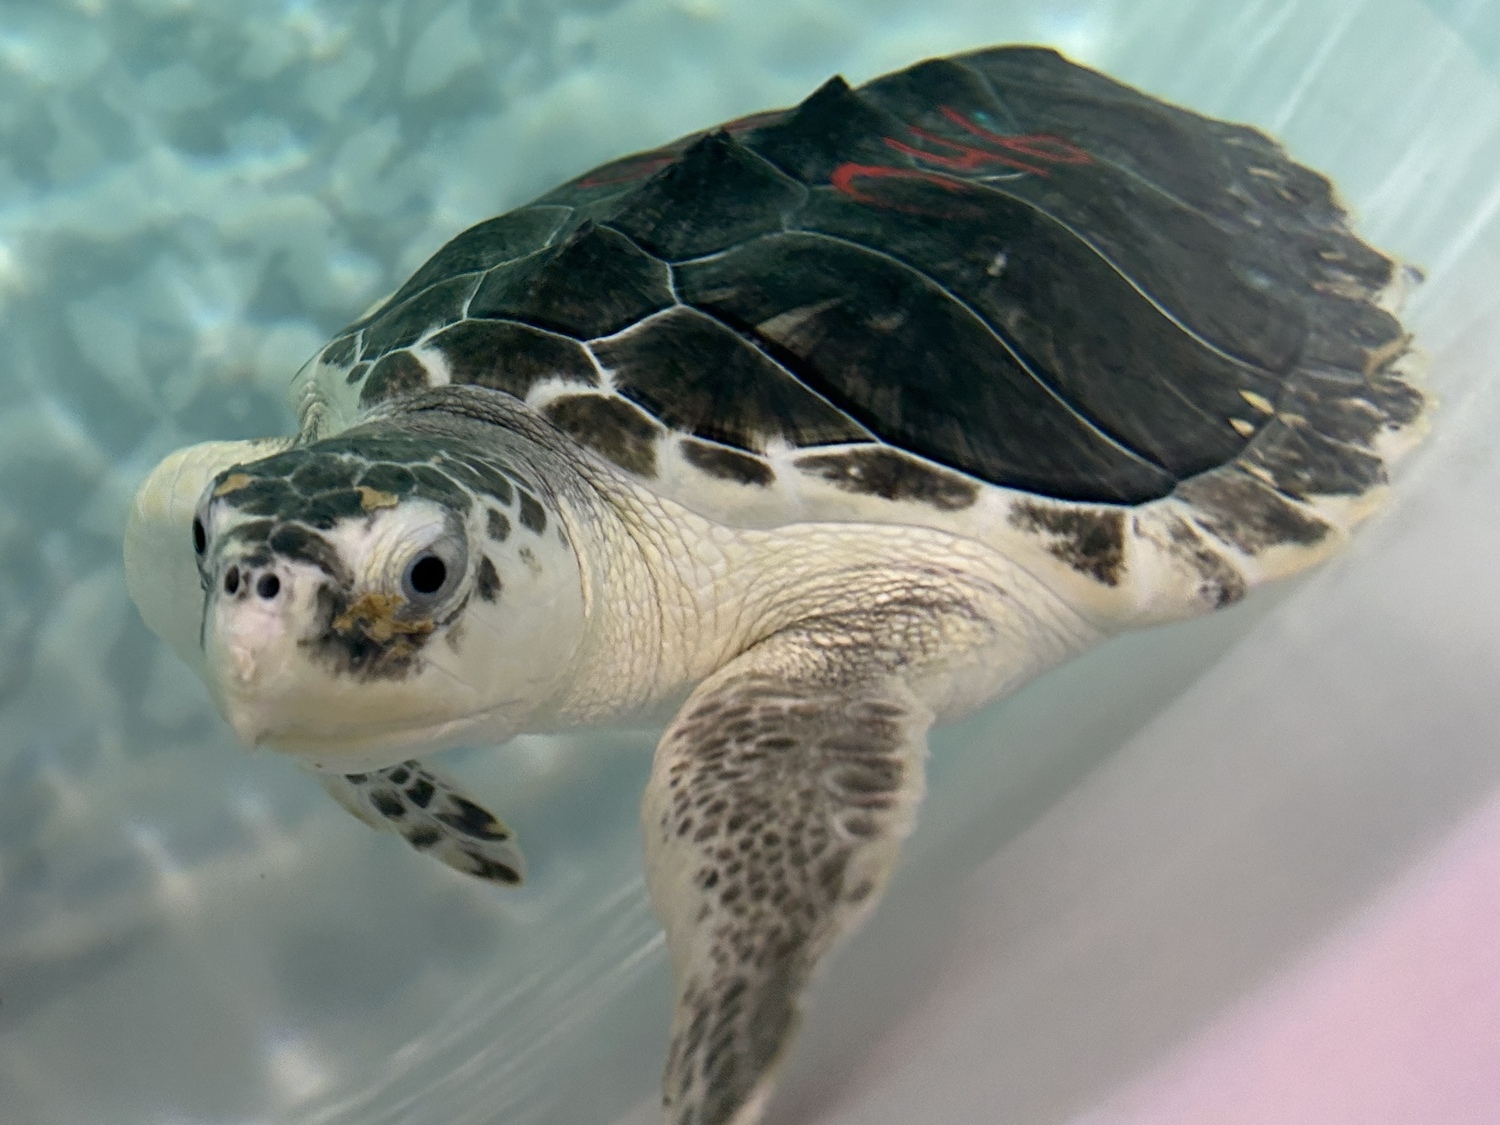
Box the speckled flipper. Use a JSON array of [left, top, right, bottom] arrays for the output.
[[318, 761, 525, 885], [642, 639, 931, 1125]]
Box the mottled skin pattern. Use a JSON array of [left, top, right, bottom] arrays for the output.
[[122, 46, 1433, 1125], [322, 760, 525, 884]]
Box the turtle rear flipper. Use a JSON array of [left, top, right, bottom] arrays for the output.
[[318, 761, 526, 885]]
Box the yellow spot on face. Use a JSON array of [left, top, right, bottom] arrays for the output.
[[214, 473, 254, 497], [1229, 417, 1257, 438], [332, 592, 434, 644], [356, 486, 400, 512], [1239, 390, 1276, 415]]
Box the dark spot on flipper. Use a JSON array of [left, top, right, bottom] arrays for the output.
[[1009, 501, 1126, 586], [486, 507, 510, 541], [1175, 468, 1331, 555], [343, 361, 369, 385], [516, 491, 546, 534], [359, 350, 430, 407], [681, 439, 775, 486], [345, 773, 368, 784], [795, 447, 978, 510], [406, 778, 435, 807], [476, 556, 501, 602], [386, 766, 411, 785], [406, 826, 442, 850], [461, 852, 523, 884], [370, 790, 405, 819], [543, 393, 662, 477], [436, 795, 511, 841]]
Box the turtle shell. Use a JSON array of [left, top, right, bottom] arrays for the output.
[[304, 46, 1425, 618]]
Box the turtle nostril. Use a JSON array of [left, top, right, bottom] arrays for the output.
[[256, 573, 281, 600], [223, 566, 240, 595]]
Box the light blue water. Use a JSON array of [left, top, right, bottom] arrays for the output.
[[1, 2, 1498, 1124]]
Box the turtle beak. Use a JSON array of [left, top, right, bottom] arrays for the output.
[[204, 558, 305, 746]]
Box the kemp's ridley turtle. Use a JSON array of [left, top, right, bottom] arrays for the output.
[[125, 46, 1428, 1125]]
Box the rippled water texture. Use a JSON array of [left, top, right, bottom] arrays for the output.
[[1, 1, 1498, 1123]]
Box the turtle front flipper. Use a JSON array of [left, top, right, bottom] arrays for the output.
[[318, 761, 526, 886], [642, 633, 932, 1125]]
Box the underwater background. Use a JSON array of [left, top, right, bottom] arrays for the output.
[[1, 0, 1498, 1123]]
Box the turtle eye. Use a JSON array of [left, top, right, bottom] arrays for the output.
[[402, 550, 455, 601], [192, 517, 207, 555]]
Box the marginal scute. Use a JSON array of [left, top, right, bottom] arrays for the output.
[[1175, 468, 1331, 555], [375, 206, 571, 315], [1009, 500, 1126, 586], [359, 351, 430, 407], [429, 319, 599, 398], [543, 393, 662, 477], [680, 439, 775, 487], [795, 447, 978, 510], [1242, 416, 1387, 499], [360, 273, 480, 359], [321, 334, 358, 368]]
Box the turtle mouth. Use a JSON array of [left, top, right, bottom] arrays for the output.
[[247, 698, 526, 769]]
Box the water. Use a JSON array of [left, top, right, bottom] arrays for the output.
[[1, 1, 1497, 1123]]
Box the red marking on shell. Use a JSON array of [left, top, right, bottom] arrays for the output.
[[829, 105, 1091, 214], [828, 162, 984, 215], [936, 106, 1092, 167]]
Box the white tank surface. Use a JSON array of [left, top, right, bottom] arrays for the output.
[[1, 2, 1497, 1124]]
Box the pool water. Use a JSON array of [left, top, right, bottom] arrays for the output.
[[1, 1, 1498, 1123]]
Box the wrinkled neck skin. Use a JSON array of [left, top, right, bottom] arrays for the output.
[[395, 389, 1099, 741]]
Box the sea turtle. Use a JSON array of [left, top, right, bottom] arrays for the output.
[[124, 45, 1427, 1125]]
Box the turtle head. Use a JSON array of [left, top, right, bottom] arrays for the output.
[[128, 432, 586, 768]]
